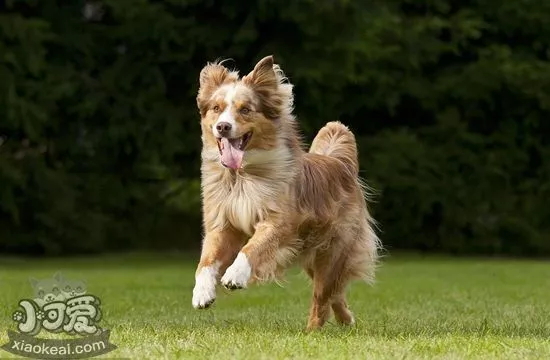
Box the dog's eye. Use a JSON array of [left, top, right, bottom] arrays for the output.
[[213, 105, 220, 113], [240, 107, 250, 115]]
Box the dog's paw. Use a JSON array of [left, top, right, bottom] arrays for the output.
[[221, 253, 251, 290], [192, 284, 216, 309], [192, 265, 218, 309]]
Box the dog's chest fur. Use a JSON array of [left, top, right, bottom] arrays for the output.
[[202, 167, 293, 236], [201, 145, 298, 235]]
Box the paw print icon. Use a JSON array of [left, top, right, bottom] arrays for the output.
[[12, 311, 25, 323]]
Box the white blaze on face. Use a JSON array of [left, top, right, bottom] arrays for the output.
[[212, 85, 237, 138], [211, 84, 247, 170]]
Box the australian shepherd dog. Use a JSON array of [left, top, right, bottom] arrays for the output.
[[192, 55, 381, 330]]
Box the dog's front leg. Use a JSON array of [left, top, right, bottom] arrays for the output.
[[221, 220, 293, 289], [192, 227, 244, 309]]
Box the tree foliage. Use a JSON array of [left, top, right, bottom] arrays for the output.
[[0, 0, 549, 255]]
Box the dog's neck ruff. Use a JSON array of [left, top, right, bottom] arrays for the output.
[[201, 145, 297, 235]]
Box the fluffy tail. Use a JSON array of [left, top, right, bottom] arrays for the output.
[[309, 121, 359, 176], [310, 121, 383, 284]]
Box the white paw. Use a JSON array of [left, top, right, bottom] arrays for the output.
[[221, 253, 251, 290], [192, 284, 215, 309], [192, 264, 218, 309]]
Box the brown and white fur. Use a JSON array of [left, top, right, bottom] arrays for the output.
[[192, 55, 381, 331]]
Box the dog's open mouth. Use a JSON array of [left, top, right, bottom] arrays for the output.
[[216, 131, 252, 170]]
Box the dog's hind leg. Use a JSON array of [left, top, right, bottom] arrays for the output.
[[306, 250, 350, 331], [332, 219, 380, 326], [331, 288, 355, 325], [306, 272, 333, 331], [308, 219, 378, 330]]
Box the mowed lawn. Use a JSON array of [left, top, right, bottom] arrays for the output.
[[0, 253, 548, 359]]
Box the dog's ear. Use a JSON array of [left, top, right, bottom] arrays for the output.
[[52, 272, 64, 283], [243, 55, 278, 91], [199, 63, 228, 89], [243, 55, 288, 119], [197, 61, 238, 116]]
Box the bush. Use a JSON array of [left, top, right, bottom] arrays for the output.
[[0, 0, 548, 255]]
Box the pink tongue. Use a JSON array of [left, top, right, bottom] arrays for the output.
[[220, 138, 244, 170]]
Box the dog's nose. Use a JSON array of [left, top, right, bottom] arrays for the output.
[[216, 122, 232, 137]]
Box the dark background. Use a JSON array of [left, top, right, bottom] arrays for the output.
[[1, 0, 549, 256]]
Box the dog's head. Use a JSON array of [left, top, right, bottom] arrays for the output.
[[197, 55, 294, 170], [61, 278, 87, 299], [30, 272, 66, 304]]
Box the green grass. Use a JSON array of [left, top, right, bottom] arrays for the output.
[[0, 253, 549, 359]]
